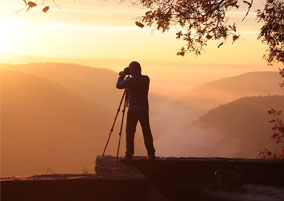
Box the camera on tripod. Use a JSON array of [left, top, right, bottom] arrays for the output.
[[124, 67, 130, 75]]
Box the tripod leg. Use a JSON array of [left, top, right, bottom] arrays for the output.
[[116, 93, 128, 162], [102, 90, 126, 156]]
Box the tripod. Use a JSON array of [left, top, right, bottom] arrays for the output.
[[102, 89, 128, 162]]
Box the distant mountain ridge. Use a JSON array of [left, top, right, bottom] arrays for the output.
[[174, 71, 283, 114], [0, 63, 167, 114], [1, 70, 112, 176], [0, 63, 119, 111]]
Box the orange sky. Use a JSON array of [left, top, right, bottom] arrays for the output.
[[0, 0, 283, 97], [0, 0, 276, 63]]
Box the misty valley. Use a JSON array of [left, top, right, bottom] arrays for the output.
[[1, 63, 283, 176]]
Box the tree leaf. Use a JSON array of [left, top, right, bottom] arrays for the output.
[[43, 6, 49, 13], [232, 35, 239, 44], [218, 42, 224, 48], [243, 0, 252, 6], [27, 1, 37, 8], [206, 35, 213, 39], [135, 21, 144, 28], [26, 1, 37, 12]]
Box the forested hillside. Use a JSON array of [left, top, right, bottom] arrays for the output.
[[194, 95, 284, 158]]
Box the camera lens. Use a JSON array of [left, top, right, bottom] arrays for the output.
[[124, 67, 130, 75]]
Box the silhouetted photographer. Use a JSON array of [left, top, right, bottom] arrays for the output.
[[116, 61, 156, 160]]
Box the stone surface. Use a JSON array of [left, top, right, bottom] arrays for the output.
[[98, 155, 284, 201], [1, 156, 148, 201], [203, 184, 284, 201], [2, 155, 284, 201], [95, 155, 146, 179], [129, 156, 284, 185]]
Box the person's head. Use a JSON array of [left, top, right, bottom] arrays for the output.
[[129, 61, 141, 76]]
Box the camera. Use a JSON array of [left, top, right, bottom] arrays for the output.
[[124, 67, 130, 75]]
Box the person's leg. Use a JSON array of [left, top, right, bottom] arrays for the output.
[[138, 111, 155, 157], [125, 111, 138, 157]]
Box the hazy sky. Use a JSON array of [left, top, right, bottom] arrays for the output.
[[0, 0, 282, 97], [0, 0, 275, 62]]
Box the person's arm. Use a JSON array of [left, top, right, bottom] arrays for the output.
[[116, 72, 132, 89]]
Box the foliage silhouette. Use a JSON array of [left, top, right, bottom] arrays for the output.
[[132, 0, 284, 86], [257, 0, 284, 64], [134, 0, 241, 56], [258, 108, 284, 159]]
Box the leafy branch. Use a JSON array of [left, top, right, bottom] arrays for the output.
[[258, 109, 284, 159], [21, 0, 52, 13]]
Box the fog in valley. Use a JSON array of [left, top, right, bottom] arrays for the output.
[[1, 62, 283, 176]]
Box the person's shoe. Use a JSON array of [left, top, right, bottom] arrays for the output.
[[148, 154, 156, 160], [123, 155, 133, 161]]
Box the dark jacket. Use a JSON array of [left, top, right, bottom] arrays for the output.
[[116, 74, 149, 111]]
